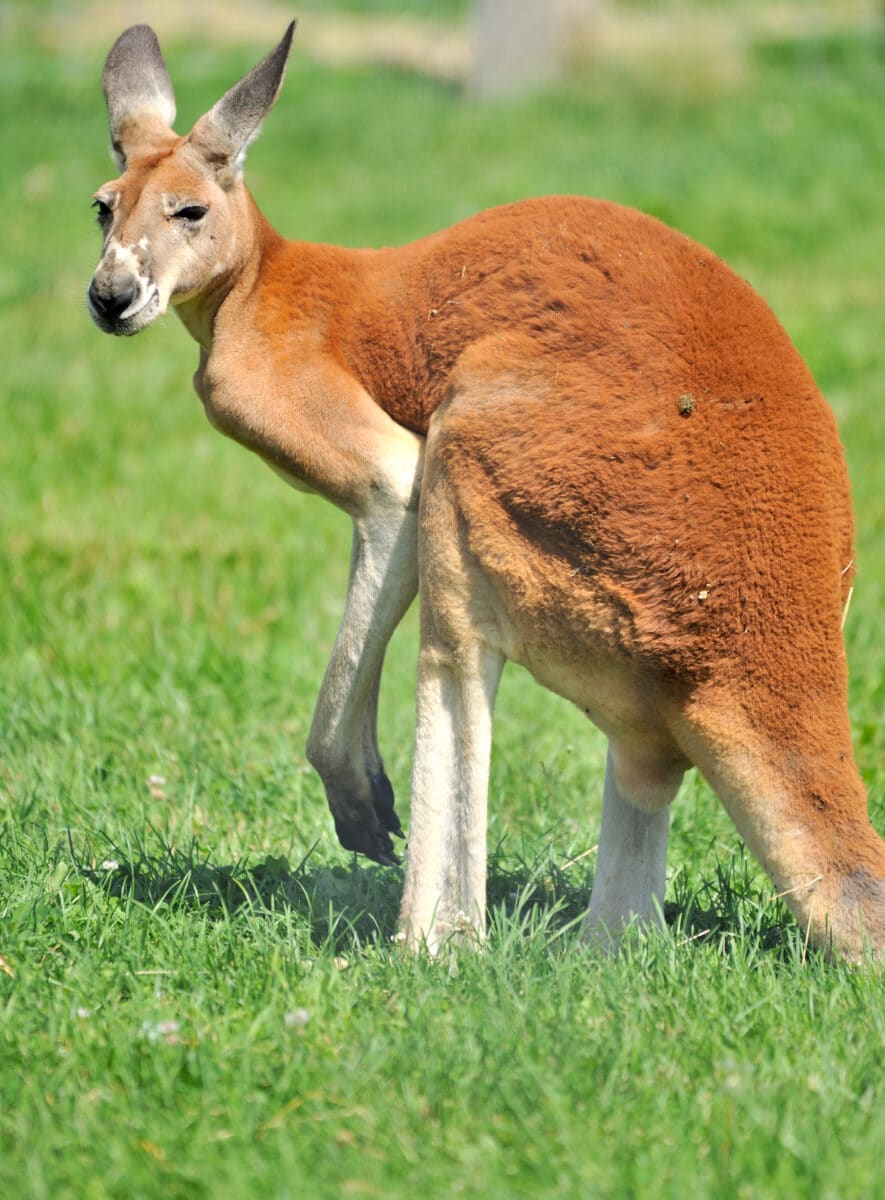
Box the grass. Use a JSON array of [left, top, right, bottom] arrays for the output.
[[1, 6, 884, 1198]]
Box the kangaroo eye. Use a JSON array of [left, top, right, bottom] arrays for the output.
[[92, 198, 112, 225], [173, 205, 208, 223]]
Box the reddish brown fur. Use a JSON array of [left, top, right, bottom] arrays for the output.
[[262, 195, 855, 708]]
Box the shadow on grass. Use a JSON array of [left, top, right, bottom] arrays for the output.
[[66, 828, 794, 957], [68, 832, 595, 949]]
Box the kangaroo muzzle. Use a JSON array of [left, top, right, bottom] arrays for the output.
[[88, 240, 160, 335]]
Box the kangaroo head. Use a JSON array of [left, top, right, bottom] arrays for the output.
[[87, 22, 296, 336]]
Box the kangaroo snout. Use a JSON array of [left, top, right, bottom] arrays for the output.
[[87, 276, 137, 325], [87, 266, 160, 336]]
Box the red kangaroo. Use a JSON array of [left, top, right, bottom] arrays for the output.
[[88, 22, 885, 958]]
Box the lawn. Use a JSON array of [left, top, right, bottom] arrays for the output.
[[1, 4, 883, 1198]]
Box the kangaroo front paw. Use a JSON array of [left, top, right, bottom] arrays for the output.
[[369, 769, 404, 840], [330, 793, 401, 866]]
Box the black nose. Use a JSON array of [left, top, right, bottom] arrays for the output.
[[88, 278, 137, 320]]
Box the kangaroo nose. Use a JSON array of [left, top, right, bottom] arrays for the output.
[[88, 278, 137, 320]]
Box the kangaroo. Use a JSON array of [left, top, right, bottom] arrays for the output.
[[88, 22, 885, 959]]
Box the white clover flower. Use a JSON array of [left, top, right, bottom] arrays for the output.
[[142, 1018, 180, 1043]]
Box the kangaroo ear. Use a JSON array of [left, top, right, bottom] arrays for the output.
[[188, 21, 297, 184], [102, 25, 177, 170]]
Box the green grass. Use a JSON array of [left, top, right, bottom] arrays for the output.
[[1, 9, 884, 1199]]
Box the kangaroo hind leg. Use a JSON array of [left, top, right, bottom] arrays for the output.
[[583, 742, 684, 950], [398, 452, 505, 953]]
